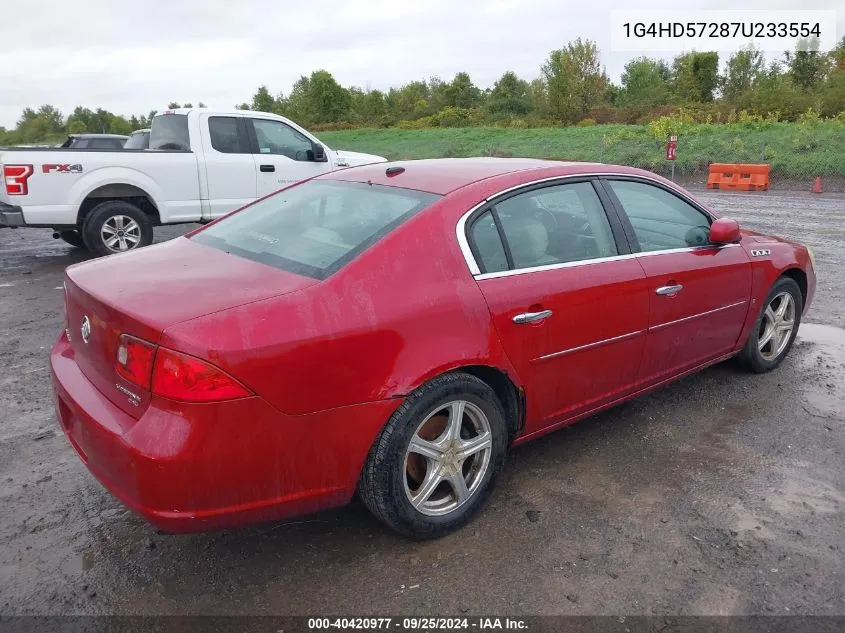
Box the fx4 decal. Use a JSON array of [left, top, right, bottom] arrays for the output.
[[42, 164, 83, 174], [750, 249, 771, 257]]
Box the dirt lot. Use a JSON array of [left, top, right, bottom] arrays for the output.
[[1, 190, 843, 616]]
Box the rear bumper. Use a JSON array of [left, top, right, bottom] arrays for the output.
[[50, 334, 400, 533], [0, 201, 25, 227]]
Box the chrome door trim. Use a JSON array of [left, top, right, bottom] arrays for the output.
[[533, 329, 645, 362], [649, 300, 748, 331], [455, 171, 724, 278]]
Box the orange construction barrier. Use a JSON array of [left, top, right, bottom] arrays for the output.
[[706, 163, 770, 191]]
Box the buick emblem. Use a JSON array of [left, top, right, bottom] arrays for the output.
[[80, 316, 91, 344]]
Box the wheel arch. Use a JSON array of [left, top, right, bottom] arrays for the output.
[[70, 169, 164, 226], [780, 267, 808, 308], [401, 363, 525, 440]]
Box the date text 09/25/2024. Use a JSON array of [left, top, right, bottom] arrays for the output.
[[307, 618, 528, 630]]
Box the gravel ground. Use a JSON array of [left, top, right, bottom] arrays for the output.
[[0, 190, 843, 617]]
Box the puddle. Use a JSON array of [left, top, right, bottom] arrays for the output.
[[797, 323, 845, 350], [795, 323, 845, 421]]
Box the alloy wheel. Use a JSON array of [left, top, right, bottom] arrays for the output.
[[403, 400, 493, 517], [101, 215, 142, 252], [758, 291, 796, 362]]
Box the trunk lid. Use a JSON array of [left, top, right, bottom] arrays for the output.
[[64, 237, 317, 418]]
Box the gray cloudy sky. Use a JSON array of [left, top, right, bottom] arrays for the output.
[[0, 0, 841, 127]]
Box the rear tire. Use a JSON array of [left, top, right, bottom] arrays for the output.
[[358, 372, 509, 539], [738, 276, 802, 373], [82, 200, 153, 257], [58, 230, 86, 249]]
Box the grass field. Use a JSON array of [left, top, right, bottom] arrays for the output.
[[321, 121, 845, 181]]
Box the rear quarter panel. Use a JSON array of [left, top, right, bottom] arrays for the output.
[[160, 189, 517, 416]]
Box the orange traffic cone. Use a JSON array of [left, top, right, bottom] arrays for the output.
[[813, 176, 822, 194]]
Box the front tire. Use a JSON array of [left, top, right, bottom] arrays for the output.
[[82, 200, 153, 257], [738, 276, 803, 373], [359, 372, 509, 539]]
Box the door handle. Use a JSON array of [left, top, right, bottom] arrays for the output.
[[260, 164, 275, 172], [513, 310, 553, 324], [656, 284, 684, 296]]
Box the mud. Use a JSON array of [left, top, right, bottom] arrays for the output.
[[0, 191, 843, 616]]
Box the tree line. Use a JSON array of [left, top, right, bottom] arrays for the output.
[[2, 38, 843, 145]]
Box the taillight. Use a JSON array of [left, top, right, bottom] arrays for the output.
[[151, 348, 252, 403], [4, 164, 34, 196], [115, 334, 156, 389]]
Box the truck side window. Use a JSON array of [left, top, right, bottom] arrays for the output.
[[251, 119, 314, 161], [208, 117, 248, 154]]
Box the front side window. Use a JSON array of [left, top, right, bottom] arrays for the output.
[[208, 116, 248, 154], [606, 180, 712, 252], [192, 180, 440, 278], [252, 119, 314, 160], [489, 181, 618, 270]]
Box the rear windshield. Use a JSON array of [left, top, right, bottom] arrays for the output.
[[191, 180, 440, 279], [149, 114, 190, 151]]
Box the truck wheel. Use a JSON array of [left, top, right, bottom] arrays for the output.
[[58, 230, 86, 249], [82, 201, 153, 257]]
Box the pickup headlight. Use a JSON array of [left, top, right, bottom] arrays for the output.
[[807, 247, 816, 269]]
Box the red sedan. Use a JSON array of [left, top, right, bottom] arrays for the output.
[[51, 159, 816, 538]]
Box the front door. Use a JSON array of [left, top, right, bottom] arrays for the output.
[[248, 118, 335, 197], [467, 179, 651, 432], [601, 178, 752, 385]]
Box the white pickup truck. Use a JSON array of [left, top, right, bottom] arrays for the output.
[[0, 109, 386, 255]]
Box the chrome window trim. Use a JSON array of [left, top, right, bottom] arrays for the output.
[[455, 171, 723, 278], [650, 299, 748, 331], [473, 244, 740, 281], [533, 329, 645, 363]]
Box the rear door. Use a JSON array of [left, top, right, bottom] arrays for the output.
[[601, 178, 752, 385], [198, 113, 258, 219], [247, 117, 335, 197], [466, 178, 650, 433]]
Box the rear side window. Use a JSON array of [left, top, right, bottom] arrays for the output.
[[483, 181, 618, 271], [149, 114, 190, 151], [209, 117, 248, 153], [468, 211, 508, 274], [192, 180, 440, 279]]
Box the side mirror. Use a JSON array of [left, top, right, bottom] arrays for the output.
[[709, 217, 741, 244], [311, 143, 327, 162]]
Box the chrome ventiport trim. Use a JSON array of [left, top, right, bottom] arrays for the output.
[[534, 329, 645, 362], [649, 300, 748, 331]]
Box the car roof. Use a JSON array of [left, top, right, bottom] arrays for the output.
[[323, 157, 645, 195], [69, 134, 128, 139]]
